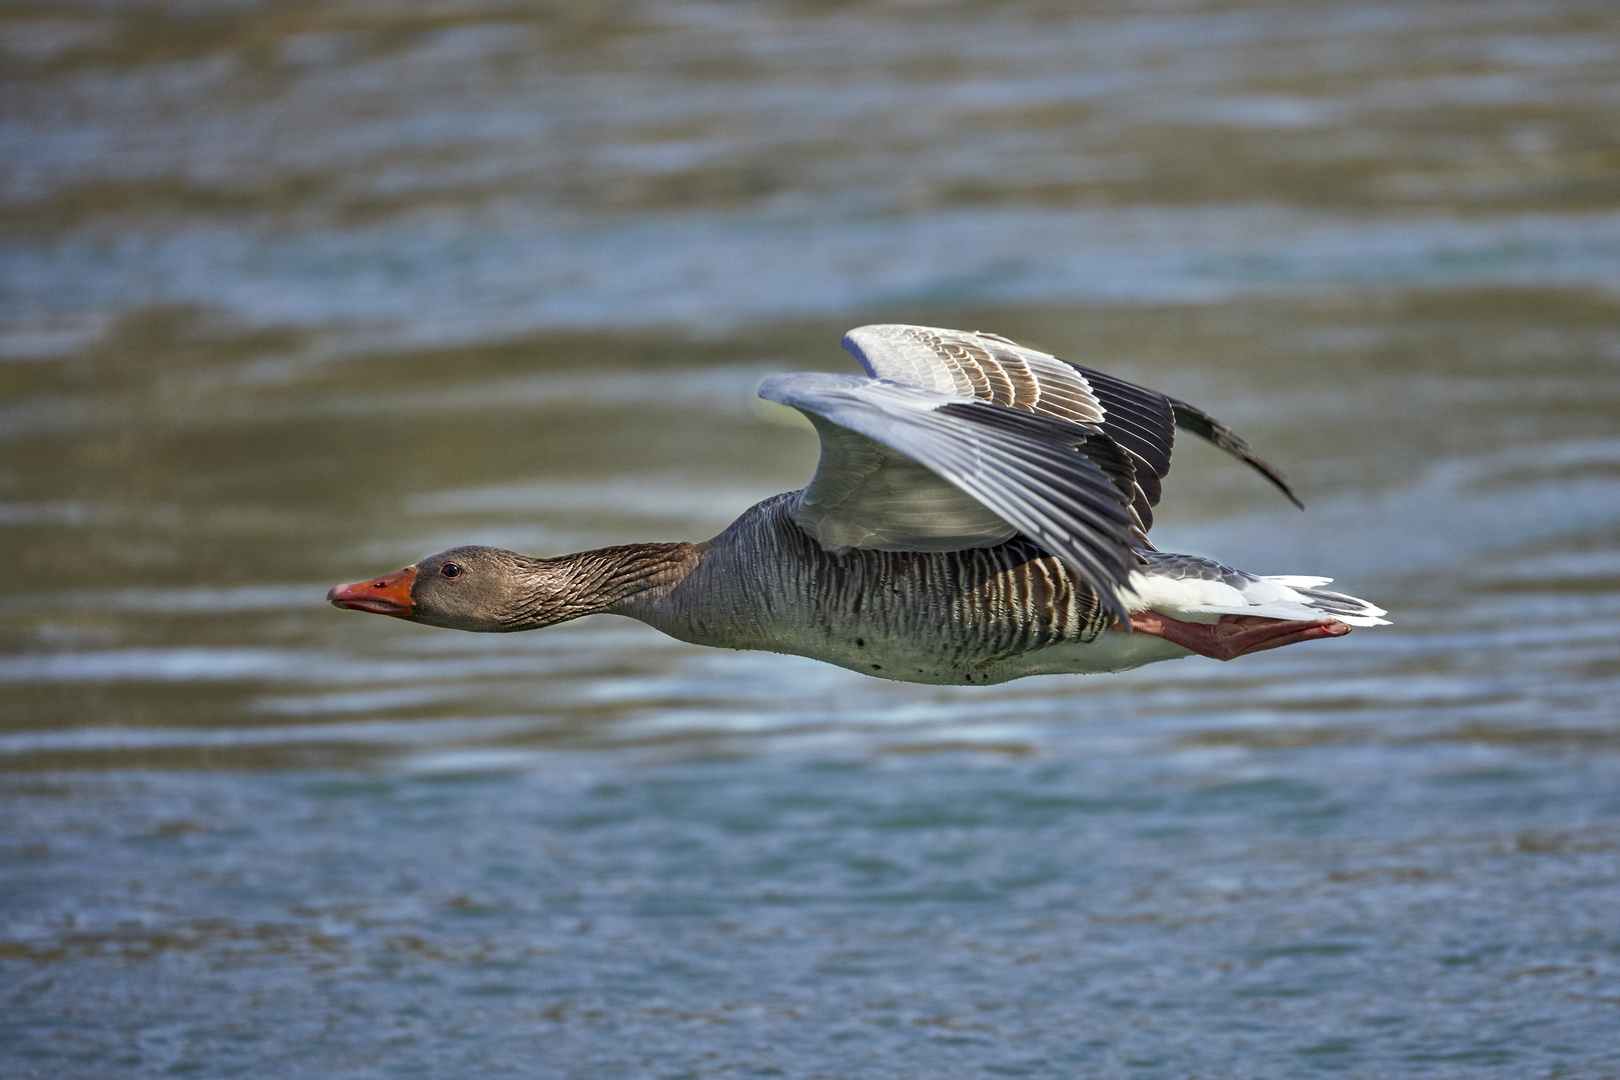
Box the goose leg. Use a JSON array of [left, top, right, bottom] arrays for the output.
[[1128, 611, 1351, 661]]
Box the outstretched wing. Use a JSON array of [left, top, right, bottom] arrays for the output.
[[841, 324, 1300, 539], [760, 373, 1138, 621]]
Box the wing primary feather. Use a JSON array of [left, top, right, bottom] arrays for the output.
[[1167, 398, 1304, 509], [934, 402, 1138, 503], [1066, 364, 1176, 472], [891, 424, 1136, 620], [1077, 433, 1139, 504], [840, 324, 1304, 518]]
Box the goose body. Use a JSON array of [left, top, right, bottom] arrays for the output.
[[330, 325, 1387, 683]]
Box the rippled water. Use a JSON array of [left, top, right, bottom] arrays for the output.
[[4, 2, 1620, 1076]]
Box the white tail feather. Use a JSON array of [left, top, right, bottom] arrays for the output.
[[1125, 559, 1390, 627]]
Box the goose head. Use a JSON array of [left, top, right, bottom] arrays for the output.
[[328, 546, 579, 632]]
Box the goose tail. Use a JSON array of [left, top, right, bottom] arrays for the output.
[[1125, 553, 1390, 627]]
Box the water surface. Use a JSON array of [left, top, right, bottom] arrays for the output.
[[3, 1, 1620, 1076]]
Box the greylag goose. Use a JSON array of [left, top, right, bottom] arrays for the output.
[[330, 325, 1386, 684]]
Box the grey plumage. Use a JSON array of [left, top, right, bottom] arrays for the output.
[[617, 494, 1123, 684]]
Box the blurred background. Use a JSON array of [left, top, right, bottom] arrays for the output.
[[3, 1, 1619, 1076]]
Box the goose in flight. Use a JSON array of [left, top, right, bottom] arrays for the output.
[[330, 324, 1386, 684]]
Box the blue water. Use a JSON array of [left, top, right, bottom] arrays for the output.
[[7, 741, 1620, 1077], [4, 1, 1620, 1076], [8, 206, 1620, 344]]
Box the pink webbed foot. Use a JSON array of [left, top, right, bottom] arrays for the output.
[[1127, 611, 1351, 661]]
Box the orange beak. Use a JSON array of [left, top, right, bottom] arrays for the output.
[[327, 567, 416, 618]]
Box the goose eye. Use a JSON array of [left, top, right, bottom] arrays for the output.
[[439, 563, 462, 579]]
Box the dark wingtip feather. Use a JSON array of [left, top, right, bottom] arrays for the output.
[[1168, 399, 1305, 510]]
